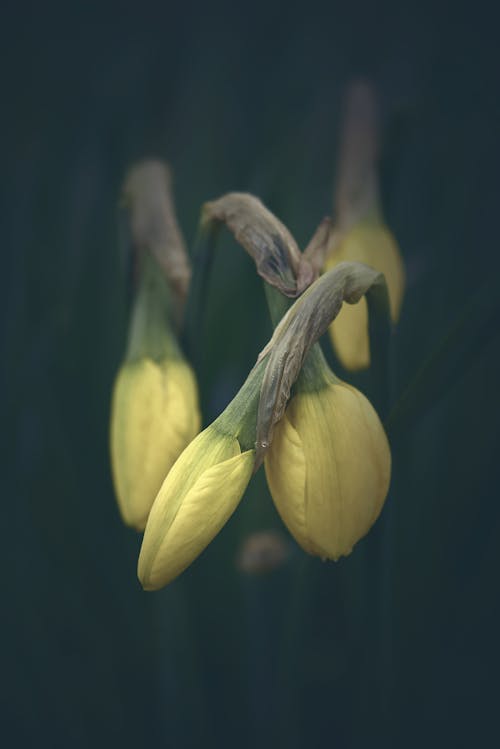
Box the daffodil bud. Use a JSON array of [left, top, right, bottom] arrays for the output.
[[264, 348, 391, 560], [137, 354, 266, 590], [138, 425, 254, 590], [110, 242, 200, 531], [327, 82, 405, 371], [325, 223, 405, 370], [110, 355, 200, 531], [111, 162, 201, 531]]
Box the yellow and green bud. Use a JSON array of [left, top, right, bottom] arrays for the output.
[[110, 254, 200, 531], [265, 348, 391, 560], [325, 222, 405, 371], [137, 359, 264, 590], [138, 425, 254, 590]]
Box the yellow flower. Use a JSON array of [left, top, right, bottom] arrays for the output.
[[110, 357, 200, 531], [325, 223, 405, 370], [265, 377, 391, 560], [138, 425, 254, 590]]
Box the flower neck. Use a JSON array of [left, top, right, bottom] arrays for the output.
[[126, 252, 181, 362], [295, 344, 340, 394]]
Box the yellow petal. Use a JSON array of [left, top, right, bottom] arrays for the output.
[[264, 415, 312, 553], [304, 385, 390, 558], [140, 426, 240, 540], [138, 439, 254, 590], [110, 357, 200, 531], [326, 224, 405, 370], [266, 383, 391, 560], [328, 296, 370, 371]]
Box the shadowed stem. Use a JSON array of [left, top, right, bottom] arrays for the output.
[[182, 225, 218, 370], [385, 282, 500, 438]]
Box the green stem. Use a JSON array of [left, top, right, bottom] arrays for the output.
[[214, 357, 268, 451], [264, 281, 341, 394], [366, 277, 391, 418], [295, 344, 340, 392], [126, 252, 180, 362], [182, 225, 218, 367], [264, 284, 292, 328]]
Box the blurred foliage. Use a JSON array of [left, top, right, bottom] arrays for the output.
[[2, 2, 500, 748]]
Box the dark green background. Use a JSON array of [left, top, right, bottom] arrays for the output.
[[3, 2, 500, 747]]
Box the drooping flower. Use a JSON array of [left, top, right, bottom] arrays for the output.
[[137, 358, 264, 590], [138, 424, 254, 590], [265, 349, 391, 559], [110, 355, 200, 531], [325, 222, 405, 370], [110, 250, 200, 531]]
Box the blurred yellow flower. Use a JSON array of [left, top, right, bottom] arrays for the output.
[[265, 370, 391, 560], [110, 357, 200, 531], [325, 223, 405, 370], [138, 425, 254, 590]]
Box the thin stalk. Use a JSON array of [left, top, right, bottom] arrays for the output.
[[182, 225, 218, 369]]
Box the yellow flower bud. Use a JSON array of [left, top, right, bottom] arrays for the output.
[[138, 426, 254, 590], [110, 357, 200, 531], [325, 223, 405, 370], [265, 378, 391, 560]]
